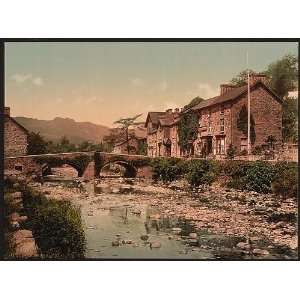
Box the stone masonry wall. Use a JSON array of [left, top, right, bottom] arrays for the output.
[[4, 117, 28, 157], [231, 85, 282, 152]]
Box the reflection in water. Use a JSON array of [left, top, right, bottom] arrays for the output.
[[82, 195, 264, 260]]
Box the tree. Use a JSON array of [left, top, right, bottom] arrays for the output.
[[230, 69, 256, 86], [266, 54, 298, 99], [113, 114, 142, 154], [27, 132, 48, 155], [282, 97, 298, 143], [183, 96, 204, 111]]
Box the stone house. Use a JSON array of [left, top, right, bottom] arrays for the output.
[[113, 136, 146, 154], [145, 109, 181, 157], [4, 107, 29, 157], [145, 74, 283, 159], [188, 74, 283, 158], [112, 123, 147, 154]]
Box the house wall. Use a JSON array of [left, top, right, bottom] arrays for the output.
[[194, 102, 232, 157], [231, 85, 282, 152], [113, 138, 139, 154], [4, 117, 28, 157]]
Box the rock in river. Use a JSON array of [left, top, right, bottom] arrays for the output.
[[253, 248, 270, 256], [112, 240, 120, 247], [236, 242, 250, 250], [140, 234, 149, 241], [172, 227, 182, 234], [189, 232, 198, 239], [150, 241, 162, 249]]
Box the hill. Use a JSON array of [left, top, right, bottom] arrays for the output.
[[14, 116, 110, 144]]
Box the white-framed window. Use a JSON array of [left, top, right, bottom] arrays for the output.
[[216, 137, 225, 154], [220, 118, 225, 132]]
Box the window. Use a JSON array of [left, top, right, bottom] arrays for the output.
[[216, 137, 225, 154], [14, 165, 23, 171], [240, 138, 247, 151], [208, 111, 212, 133], [220, 105, 224, 117], [220, 118, 225, 132]]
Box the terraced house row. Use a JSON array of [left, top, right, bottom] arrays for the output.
[[145, 73, 283, 159]]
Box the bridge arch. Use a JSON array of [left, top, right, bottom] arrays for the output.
[[99, 160, 137, 178]]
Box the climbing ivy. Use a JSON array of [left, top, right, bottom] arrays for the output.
[[237, 105, 256, 144], [178, 111, 199, 153]]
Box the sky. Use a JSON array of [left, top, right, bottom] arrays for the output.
[[5, 42, 298, 126]]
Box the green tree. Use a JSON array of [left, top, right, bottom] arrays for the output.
[[230, 69, 256, 86], [282, 97, 298, 142], [27, 132, 48, 155], [113, 114, 142, 154], [266, 54, 298, 99], [183, 96, 204, 111]]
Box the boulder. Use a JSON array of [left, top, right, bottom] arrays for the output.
[[140, 234, 149, 241], [12, 230, 38, 258], [187, 238, 199, 246], [172, 227, 182, 234], [236, 242, 250, 250], [112, 240, 120, 247], [150, 241, 162, 248], [189, 232, 198, 239], [120, 185, 134, 194], [253, 248, 270, 256]]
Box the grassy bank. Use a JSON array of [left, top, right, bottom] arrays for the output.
[[4, 176, 86, 259], [151, 158, 298, 198]]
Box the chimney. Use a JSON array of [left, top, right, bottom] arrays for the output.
[[220, 84, 236, 95], [249, 73, 268, 86], [4, 107, 10, 116], [166, 108, 173, 114]]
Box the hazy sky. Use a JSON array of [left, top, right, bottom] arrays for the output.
[[5, 42, 298, 126]]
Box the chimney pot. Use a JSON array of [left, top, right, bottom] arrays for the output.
[[249, 73, 268, 86], [220, 84, 236, 95]]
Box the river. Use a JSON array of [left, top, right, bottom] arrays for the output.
[[41, 168, 298, 260]]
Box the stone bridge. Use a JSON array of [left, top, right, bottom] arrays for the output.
[[4, 151, 153, 180]]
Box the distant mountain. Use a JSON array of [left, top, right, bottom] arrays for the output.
[[14, 116, 110, 144]]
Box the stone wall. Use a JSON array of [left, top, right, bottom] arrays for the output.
[[4, 116, 28, 157], [231, 85, 282, 152]]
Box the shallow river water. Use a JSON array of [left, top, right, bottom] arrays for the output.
[[74, 181, 285, 259], [45, 172, 297, 260]]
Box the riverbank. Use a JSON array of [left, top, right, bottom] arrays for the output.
[[31, 176, 298, 259]]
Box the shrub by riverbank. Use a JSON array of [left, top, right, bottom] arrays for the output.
[[21, 186, 86, 259], [3, 176, 86, 259], [151, 158, 298, 198]]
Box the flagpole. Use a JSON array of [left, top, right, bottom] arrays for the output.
[[247, 52, 251, 155]]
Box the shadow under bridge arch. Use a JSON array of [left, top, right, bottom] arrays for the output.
[[99, 160, 137, 178]]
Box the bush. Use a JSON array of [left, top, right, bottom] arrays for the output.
[[243, 161, 276, 193], [185, 160, 218, 187], [151, 158, 183, 183], [252, 145, 263, 155], [22, 187, 86, 259], [240, 149, 248, 156], [226, 144, 236, 159], [272, 162, 298, 198], [222, 161, 250, 190]]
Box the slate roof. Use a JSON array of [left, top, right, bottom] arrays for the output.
[[188, 81, 282, 112], [5, 115, 29, 135]]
